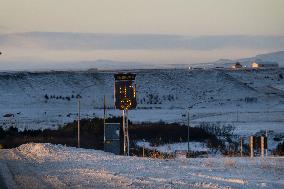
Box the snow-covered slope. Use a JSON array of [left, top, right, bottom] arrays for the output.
[[254, 51, 284, 64], [211, 51, 284, 68], [0, 68, 284, 131], [0, 143, 283, 189]]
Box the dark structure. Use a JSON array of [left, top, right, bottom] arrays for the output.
[[104, 123, 121, 155], [114, 73, 137, 110], [113, 73, 137, 156]]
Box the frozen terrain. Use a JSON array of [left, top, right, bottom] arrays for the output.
[[0, 68, 283, 136], [1, 67, 283, 154], [0, 143, 283, 189], [136, 141, 209, 154]]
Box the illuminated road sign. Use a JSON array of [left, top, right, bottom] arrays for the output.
[[114, 73, 137, 110]]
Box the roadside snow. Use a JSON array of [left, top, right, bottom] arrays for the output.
[[0, 143, 283, 189], [136, 141, 209, 153]]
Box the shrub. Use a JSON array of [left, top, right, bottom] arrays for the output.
[[44, 94, 49, 100], [273, 142, 284, 156]]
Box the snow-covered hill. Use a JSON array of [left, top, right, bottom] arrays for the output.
[[0, 143, 283, 189], [207, 51, 284, 68], [1, 32, 284, 70], [0, 68, 283, 135]]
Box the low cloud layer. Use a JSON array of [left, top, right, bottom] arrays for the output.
[[1, 32, 284, 51], [0, 32, 283, 68]]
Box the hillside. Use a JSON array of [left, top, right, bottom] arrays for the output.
[[0, 68, 283, 133], [209, 51, 284, 68]]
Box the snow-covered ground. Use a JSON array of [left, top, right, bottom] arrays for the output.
[[136, 141, 209, 154], [0, 68, 284, 131], [0, 68, 283, 152], [0, 143, 283, 189]]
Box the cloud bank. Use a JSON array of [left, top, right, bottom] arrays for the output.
[[1, 32, 284, 51], [0, 32, 283, 67]]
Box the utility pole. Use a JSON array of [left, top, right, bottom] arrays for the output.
[[77, 96, 81, 148], [240, 137, 243, 157], [103, 95, 106, 143], [104, 95, 106, 124], [265, 129, 268, 157], [187, 111, 190, 153], [76, 83, 97, 149]]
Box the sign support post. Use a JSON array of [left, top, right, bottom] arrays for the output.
[[114, 73, 136, 156]]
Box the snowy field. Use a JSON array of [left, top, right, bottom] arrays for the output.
[[0, 68, 283, 153], [0, 69, 283, 133], [4, 106, 284, 135], [0, 143, 283, 189], [136, 141, 209, 154]]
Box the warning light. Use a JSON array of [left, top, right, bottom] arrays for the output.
[[114, 73, 137, 110]]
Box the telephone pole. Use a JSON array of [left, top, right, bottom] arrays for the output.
[[103, 95, 106, 143], [187, 111, 190, 153], [76, 83, 97, 148], [77, 96, 81, 148], [240, 137, 243, 157]]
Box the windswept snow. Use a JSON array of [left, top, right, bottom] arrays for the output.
[[0, 143, 283, 189], [136, 141, 209, 153], [0, 68, 284, 133]]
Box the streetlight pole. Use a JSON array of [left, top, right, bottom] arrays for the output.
[[187, 111, 190, 153], [76, 83, 97, 148], [77, 96, 81, 148]]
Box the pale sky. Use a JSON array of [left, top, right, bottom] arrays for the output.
[[0, 0, 284, 68], [1, 0, 284, 35]]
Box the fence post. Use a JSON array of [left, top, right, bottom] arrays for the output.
[[249, 136, 254, 158], [261, 136, 264, 158], [265, 129, 268, 157]]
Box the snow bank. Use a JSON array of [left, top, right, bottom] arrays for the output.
[[137, 141, 209, 153], [0, 143, 283, 189]]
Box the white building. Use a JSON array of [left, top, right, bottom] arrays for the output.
[[251, 60, 279, 68]]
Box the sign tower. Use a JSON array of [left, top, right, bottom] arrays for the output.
[[114, 73, 137, 155]]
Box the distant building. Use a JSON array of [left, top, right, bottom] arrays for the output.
[[251, 60, 279, 68], [231, 62, 242, 69]]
